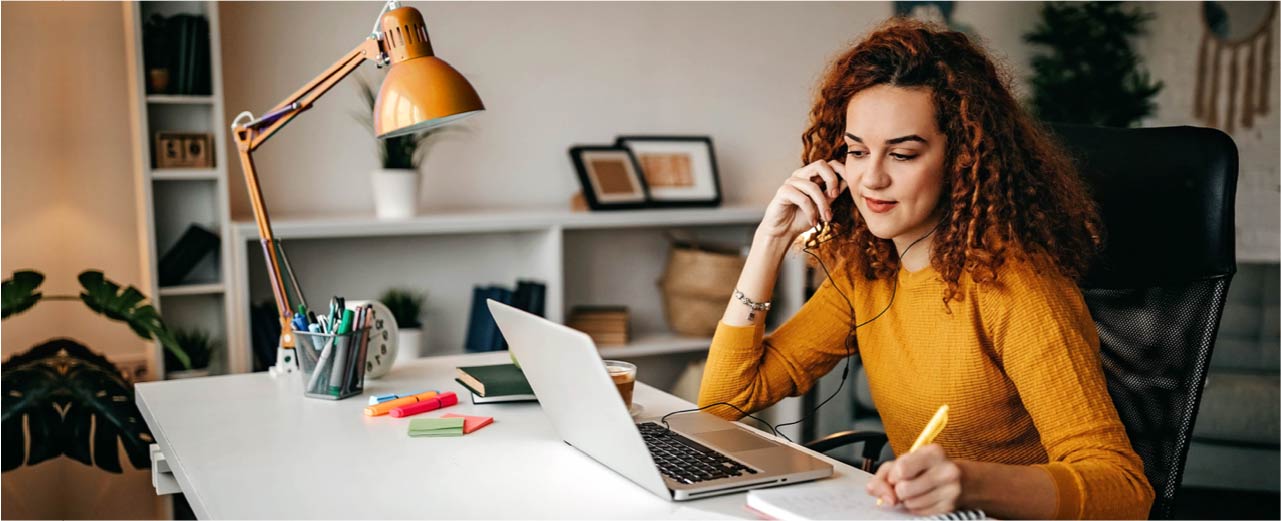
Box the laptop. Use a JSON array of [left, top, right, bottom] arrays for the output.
[[488, 300, 833, 501]]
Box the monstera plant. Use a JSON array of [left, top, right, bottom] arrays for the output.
[[2, 270, 189, 473]]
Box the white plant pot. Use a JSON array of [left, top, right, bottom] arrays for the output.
[[395, 328, 423, 365], [371, 168, 421, 219]]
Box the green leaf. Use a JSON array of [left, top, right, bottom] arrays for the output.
[[2, 270, 45, 319], [77, 270, 190, 370], [2, 339, 154, 473]]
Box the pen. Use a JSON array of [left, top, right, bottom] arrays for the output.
[[878, 404, 949, 506]]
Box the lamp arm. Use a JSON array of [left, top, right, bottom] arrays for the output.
[[240, 37, 383, 151], [228, 36, 382, 355]]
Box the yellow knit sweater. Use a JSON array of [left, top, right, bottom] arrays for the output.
[[698, 256, 1154, 519]]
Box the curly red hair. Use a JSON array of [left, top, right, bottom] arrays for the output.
[[804, 18, 1103, 304]]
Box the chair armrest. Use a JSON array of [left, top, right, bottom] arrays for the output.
[[804, 430, 890, 471]]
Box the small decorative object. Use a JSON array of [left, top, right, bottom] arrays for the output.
[[380, 288, 426, 361], [568, 145, 650, 210], [157, 224, 220, 286], [615, 136, 722, 208], [2, 270, 191, 473], [354, 74, 460, 220], [658, 237, 746, 336], [1024, 2, 1163, 127], [893, 1, 975, 34], [1195, 1, 1276, 134], [154, 132, 213, 168], [567, 306, 630, 346], [165, 327, 218, 378], [347, 299, 399, 379]]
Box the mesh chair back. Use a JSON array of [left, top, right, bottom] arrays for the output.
[[1051, 125, 1238, 520]]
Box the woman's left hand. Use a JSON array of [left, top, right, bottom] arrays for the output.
[[865, 444, 963, 516]]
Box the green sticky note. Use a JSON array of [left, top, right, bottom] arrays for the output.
[[408, 417, 465, 437]]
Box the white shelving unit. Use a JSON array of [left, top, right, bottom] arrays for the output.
[[124, 1, 232, 381], [226, 206, 809, 389]]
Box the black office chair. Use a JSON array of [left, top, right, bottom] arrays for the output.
[[803, 125, 1239, 520]]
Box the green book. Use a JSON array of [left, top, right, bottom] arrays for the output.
[[455, 363, 533, 397]]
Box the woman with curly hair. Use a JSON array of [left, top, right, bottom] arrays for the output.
[[698, 18, 1154, 519]]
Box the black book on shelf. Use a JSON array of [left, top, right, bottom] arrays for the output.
[[489, 286, 514, 351], [512, 279, 546, 318], [158, 224, 220, 286], [464, 286, 492, 353]]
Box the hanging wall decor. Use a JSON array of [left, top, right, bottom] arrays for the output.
[[1195, 1, 1277, 134]]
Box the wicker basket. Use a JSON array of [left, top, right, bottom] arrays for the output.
[[658, 242, 746, 336]]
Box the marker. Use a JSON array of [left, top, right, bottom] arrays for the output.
[[363, 390, 439, 416], [389, 392, 458, 418], [328, 308, 356, 395], [368, 390, 430, 406]]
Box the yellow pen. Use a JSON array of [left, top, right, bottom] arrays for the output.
[[878, 404, 949, 506]]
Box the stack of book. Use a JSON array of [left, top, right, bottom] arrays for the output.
[[567, 306, 630, 346], [455, 363, 536, 403], [465, 279, 546, 352]]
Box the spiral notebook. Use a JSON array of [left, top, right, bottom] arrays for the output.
[[746, 480, 985, 520]]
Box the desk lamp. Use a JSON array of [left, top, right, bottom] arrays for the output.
[[230, 1, 483, 374]]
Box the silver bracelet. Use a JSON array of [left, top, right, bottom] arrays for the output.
[[733, 289, 772, 312]]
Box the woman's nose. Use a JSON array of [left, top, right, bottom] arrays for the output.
[[861, 158, 891, 190]]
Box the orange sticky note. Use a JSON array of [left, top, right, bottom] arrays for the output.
[[441, 413, 493, 434]]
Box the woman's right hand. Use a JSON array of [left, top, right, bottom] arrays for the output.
[[757, 160, 847, 242]]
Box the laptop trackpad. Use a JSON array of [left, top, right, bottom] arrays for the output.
[[697, 429, 779, 452]]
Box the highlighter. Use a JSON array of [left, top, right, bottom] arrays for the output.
[[363, 390, 439, 416], [389, 392, 459, 418]]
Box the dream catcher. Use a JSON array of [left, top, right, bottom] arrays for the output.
[[1195, 1, 1278, 134]]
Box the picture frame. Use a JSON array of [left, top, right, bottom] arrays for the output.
[[615, 135, 722, 208], [568, 145, 651, 211], [155, 132, 213, 168]]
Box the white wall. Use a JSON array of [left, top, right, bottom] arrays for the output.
[[220, 1, 1045, 220], [1, 2, 163, 519], [220, 1, 1275, 261]]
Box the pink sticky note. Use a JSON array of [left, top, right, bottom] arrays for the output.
[[441, 413, 493, 434]]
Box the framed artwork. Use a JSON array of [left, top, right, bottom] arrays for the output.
[[615, 136, 722, 208], [569, 145, 650, 210]]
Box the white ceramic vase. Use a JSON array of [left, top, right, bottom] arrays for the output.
[[395, 328, 423, 365], [371, 168, 421, 219]]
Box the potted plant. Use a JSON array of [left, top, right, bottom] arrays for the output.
[[380, 288, 425, 361], [354, 75, 452, 219], [2, 270, 189, 473], [1023, 2, 1163, 127], [142, 14, 174, 94], [165, 327, 218, 378]]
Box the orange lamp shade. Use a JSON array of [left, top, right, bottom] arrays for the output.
[[374, 6, 484, 138]]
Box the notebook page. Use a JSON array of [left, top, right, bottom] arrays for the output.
[[747, 479, 916, 520]]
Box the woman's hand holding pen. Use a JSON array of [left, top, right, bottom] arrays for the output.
[[866, 444, 964, 516], [756, 160, 848, 243]]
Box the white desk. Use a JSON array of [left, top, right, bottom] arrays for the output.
[[136, 352, 874, 519]]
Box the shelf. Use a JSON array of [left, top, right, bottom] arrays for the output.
[[158, 282, 225, 297], [596, 333, 713, 358], [147, 95, 215, 105], [153, 168, 219, 181], [233, 204, 767, 240]]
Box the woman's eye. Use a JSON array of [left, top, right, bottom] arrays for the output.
[[847, 150, 866, 158], [890, 153, 918, 161]]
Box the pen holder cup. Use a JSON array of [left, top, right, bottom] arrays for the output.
[[295, 328, 368, 400]]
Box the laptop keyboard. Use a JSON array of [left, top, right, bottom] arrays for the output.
[[638, 422, 758, 484]]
